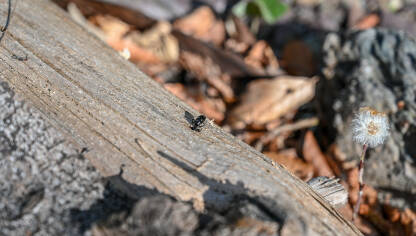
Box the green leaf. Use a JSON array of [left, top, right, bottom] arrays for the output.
[[232, 0, 288, 24], [255, 0, 288, 23]]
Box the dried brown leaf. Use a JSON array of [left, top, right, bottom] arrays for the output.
[[226, 15, 256, 46], [224, 38, 250, 54], [302, 131, 334, 177], [172, 30, 264, 78], [90, 14, 130, 40], [126, 21, 179, 63], [384, 204, 401, 222], [337, 204, 378, 235], [229, 76, 317, 128], [179, 51, 235, 103], [87, 15, 161, 65], [401, 208, 416, 236], [54, 0, 155, 29], [173, 6, 225, 45], [245, 40, 279, 75], [353, 14, 380, 30]]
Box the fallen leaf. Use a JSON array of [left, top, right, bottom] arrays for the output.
[[337, 204, 379, 235], [179, 51, 235, 103], [88, 14, 162, 65], [229, 76, 317, 128], [54, 0, 155, 29], [173, 6, 225, 45], [90, 14, 130, 40], [384, 204, 401, 222], [401, 208, 416, 236], [229, 15, 256, 45], [126, 21, 179, 63], [113, 39, 162, 64], [302, 131, 334, 177], [172, 30, 264, 78], [245, 40, 280, 75], [325, 144, 344, 176], [224, 38, 250, 54], [353, 14, 380, 30]]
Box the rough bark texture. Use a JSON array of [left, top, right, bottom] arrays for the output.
[[0, 81, 104, 235], [320, 28, 416, 210], [0, 0, 360, 235]]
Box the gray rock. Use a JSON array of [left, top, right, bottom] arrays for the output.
[[93, 195, 281, 236], [0, 80, 105, 235], [319, 28, 416, 210]]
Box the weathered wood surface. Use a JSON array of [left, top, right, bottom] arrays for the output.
[[0, 1, 361, 235]]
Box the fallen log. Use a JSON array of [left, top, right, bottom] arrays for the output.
[[0, 0, 361, 235]]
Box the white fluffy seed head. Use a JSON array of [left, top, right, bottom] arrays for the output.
[[351, 107, 389, 148]]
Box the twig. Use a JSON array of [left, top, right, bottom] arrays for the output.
[[352, 144, 368, 221], [0, 0, 12, 43], [255, 117, 319, 151]]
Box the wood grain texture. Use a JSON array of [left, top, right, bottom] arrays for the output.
[[0, 1, 361, 235]]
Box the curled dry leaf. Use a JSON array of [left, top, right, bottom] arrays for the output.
[[172, 30, 264, 78], [337, 204, 378, 235], [245, 40, 280, 75], [86, 14, 161, 65], [302, 131, 334, 177], [401, 208, 416, 236], [224, 38, 250, 54], [126, 21, 179, 63], [224, 15, 256, 54], [179, 51, 235, 103], [229, 15, 256, 45], [229, 76, 318, 129], [353, 13, 380, 30], [173, 6, 225, 45], [384, 204, 401, 222], [54, 0, 156, 29], [90, 14, 130, 41]]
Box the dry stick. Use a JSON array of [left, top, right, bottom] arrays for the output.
[[255, 117, 319, 151], [352, 143, 368, 221], [0, 0, 12, 43]]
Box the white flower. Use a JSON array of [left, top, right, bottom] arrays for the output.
[[352, 107, 389, 148]]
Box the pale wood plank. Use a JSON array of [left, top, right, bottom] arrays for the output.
[[0, 1, 361, 235]]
